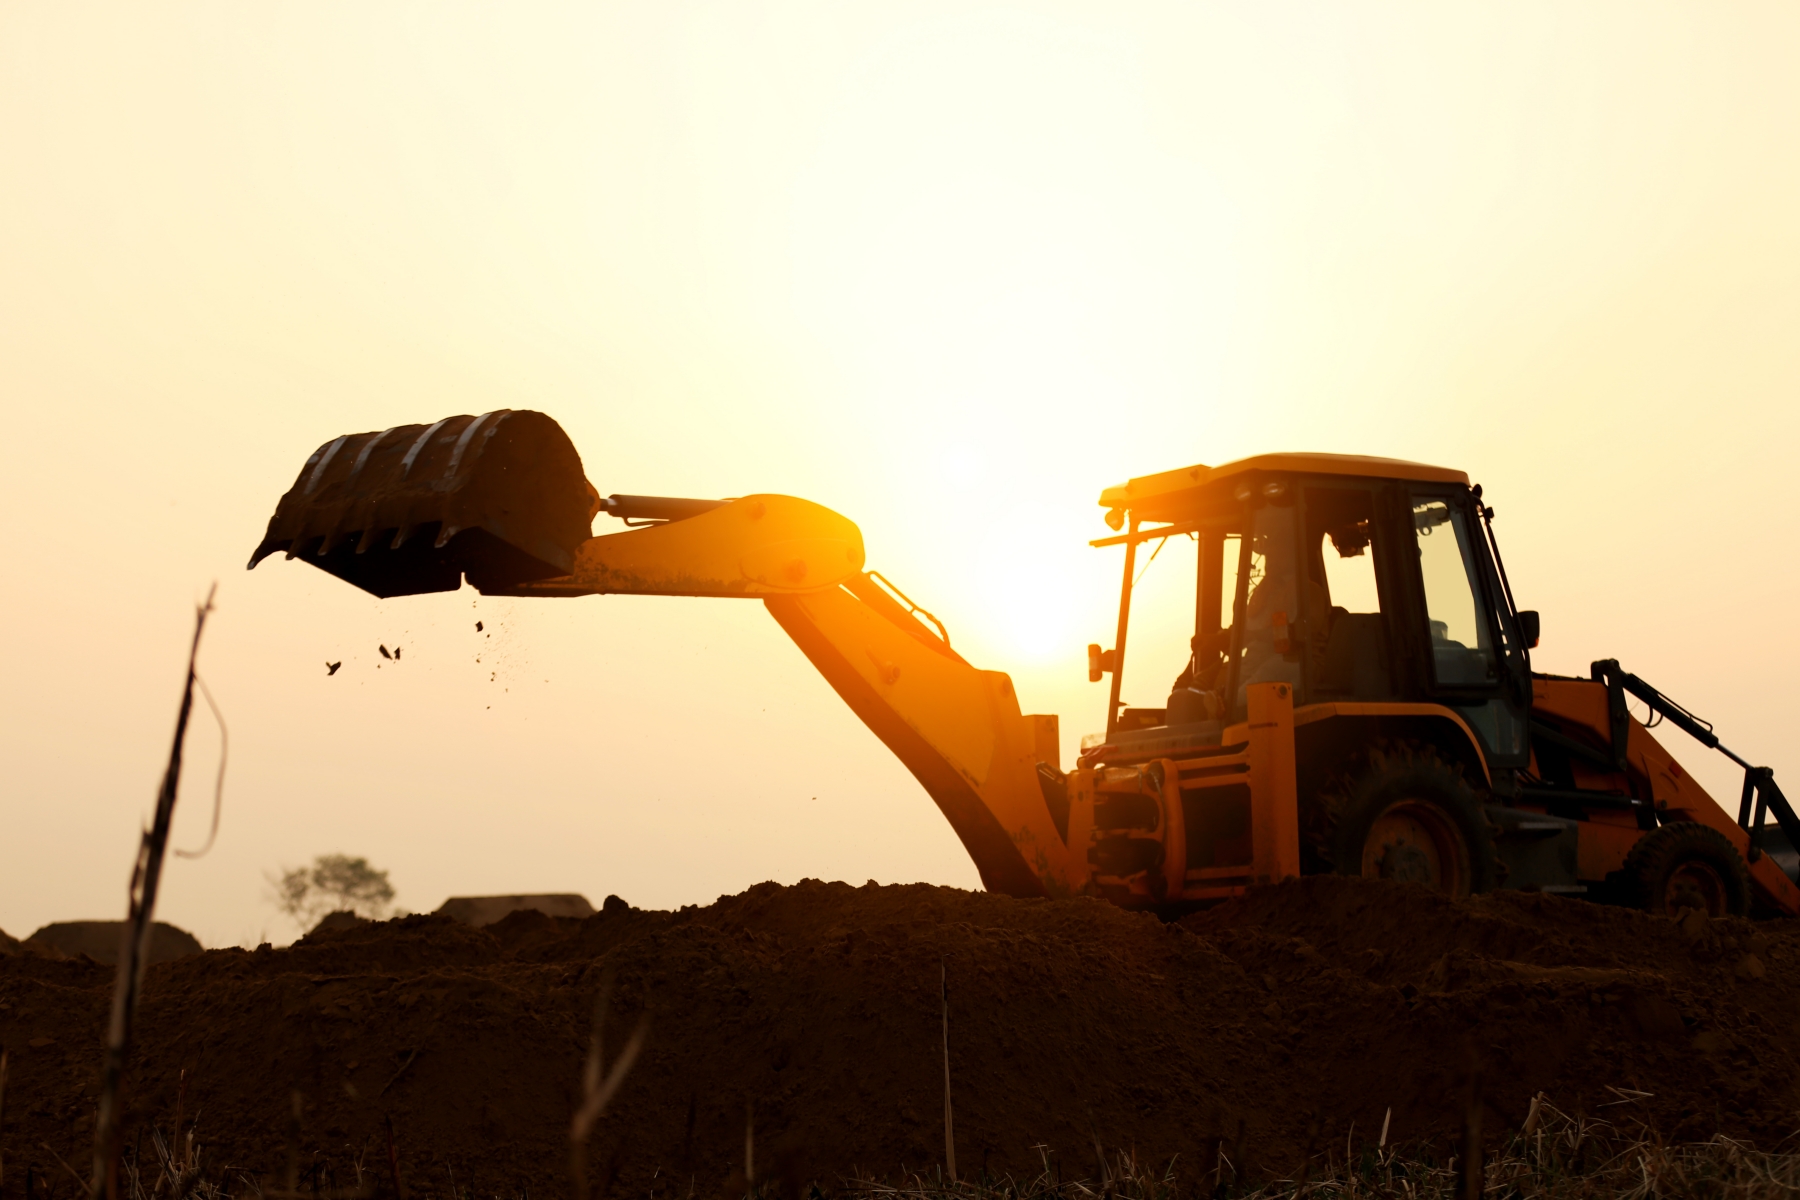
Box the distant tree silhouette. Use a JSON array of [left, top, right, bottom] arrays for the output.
[[268, 853, 396, 931]]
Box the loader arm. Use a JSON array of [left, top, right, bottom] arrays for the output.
[[248, 410, 1076, 898]]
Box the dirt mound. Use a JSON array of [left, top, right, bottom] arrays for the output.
[[0, 878, 1794, 1195], [1182, 877, 1796, 1153], [27, 919, 202, 965], [434, 893, 598, 926], [0, 926, 68, 961]]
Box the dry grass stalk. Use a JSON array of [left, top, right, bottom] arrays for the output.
[[941, 960, 956, 1183], [172, 1069, 187, 1178], [1455, 1059, 1483, 1200], [384, 1114, 405, 1200], [147, 1125, 204, 1200], [19, 1087, 1800, 1200], [43, 1141, 87, 1190], [377, 1050, 419, 1098], [569, 973, 649, 1200], [843, 1097, 1800, 1199], [92, 587, 217, 1200], [284, 1092, 301, 1197]]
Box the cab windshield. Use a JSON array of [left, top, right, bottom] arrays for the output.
[[1112, 526, 1213, 727], [1111, 499, 1299, 734]]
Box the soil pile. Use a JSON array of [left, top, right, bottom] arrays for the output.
[[25, 919, 202, 966], [1, 877, 1795, 1195]]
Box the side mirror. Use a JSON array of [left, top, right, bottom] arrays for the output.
[[1087, 644, 1117, 683], [1516, 610, 1540, 649]]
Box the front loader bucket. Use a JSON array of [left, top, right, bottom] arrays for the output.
[[248, 410, 597, 597]]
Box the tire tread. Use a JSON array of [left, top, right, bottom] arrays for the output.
[[1322, 741, 1498, 896], [1621, 821, 1750, 917]]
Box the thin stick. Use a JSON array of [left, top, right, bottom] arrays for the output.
[[91, 585, 216, 1200], [941, 959, 956, 1182], [570, 976, 648, 1200], [384, 1115, 405, 1200], [377, 1049, 419, 1097], [172, 1068, 186, 1176], [42, 1143, 86, 1190], [284, 1091, 301, 1196], [173, 676, 228, 860], [1458, 1060, 1484, 1200], [1230, 1116, 1245, 1189]]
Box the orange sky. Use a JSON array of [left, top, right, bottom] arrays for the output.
[[3, 3, 1797, 948]]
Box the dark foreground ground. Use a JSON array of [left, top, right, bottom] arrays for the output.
[[1, 877, 1792, 1196]]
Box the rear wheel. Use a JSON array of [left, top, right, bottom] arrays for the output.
[[1623, 823, 1750, 918], [1328, 746, 1496, 898]]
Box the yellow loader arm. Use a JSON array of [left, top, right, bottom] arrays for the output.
[[249, 410, 1078, 897]]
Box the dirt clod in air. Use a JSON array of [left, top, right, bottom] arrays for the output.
[[2, 876, 1796, 1192]]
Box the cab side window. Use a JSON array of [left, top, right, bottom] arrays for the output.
[[1304, 488, 1390, 698], [1411, 497, 1498, 686]]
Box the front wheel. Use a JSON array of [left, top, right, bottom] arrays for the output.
[[1328, 746, 1496, 898], [1623, 822, 1750, 918]]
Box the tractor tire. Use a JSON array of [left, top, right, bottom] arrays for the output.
[[1623, 822, 1750, 918], [1328, 745, 1496, 898]]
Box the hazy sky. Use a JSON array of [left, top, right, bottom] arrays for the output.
[[3, 3, 1796, 949]]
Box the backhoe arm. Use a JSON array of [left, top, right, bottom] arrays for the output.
[[766, 578, 1074, 897], [249, 410, 1077, 897], [509, 498, 1074, 894], [489, 493, 869, 599], [530, 504, 1077, 895]]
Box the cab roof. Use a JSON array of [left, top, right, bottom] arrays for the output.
[[1098, 452, 1469, 517]]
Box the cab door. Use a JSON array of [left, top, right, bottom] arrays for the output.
[[1299, 481, 1399, 702], [1404, 489, 1529, 766]]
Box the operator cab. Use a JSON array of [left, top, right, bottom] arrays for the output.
[[1086, 453, 1534, 768]]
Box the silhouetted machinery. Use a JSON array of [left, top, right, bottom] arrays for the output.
[[252, 412, 1800, 917]]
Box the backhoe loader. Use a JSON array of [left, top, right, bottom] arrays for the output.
[[250, 410, 1800, 918]]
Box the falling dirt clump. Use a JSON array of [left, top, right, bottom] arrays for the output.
[[1, 877, 1795, 1194]]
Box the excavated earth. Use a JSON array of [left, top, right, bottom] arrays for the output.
[[2, 876, 1796, 1196]]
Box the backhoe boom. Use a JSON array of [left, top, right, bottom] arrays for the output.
[[248, 409, 1076, 896]]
